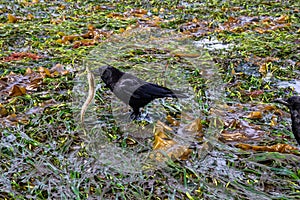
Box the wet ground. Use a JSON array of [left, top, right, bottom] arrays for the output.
[[0, 0, 299, 199]]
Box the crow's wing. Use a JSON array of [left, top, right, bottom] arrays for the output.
[[132, 83, 176, 99], [113, 73, 186, 103]]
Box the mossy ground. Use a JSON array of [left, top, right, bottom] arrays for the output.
[[0, 1, 299, 199]]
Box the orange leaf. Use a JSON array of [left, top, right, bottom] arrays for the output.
[[219, 131, 248, 141], [153, 133, 176, 150], [152, 121, 192, 161], [247, 111, 262, 119], [259, 63, 267, 74], [192, 18, 199, 23], [38, 67, 51, 77], [275, 15, 289, 24], [6, 113, 29, 125], [235, 143, 298, 154], [27, 13, 34, 20], [0, 103, 8, 117], [166, 115, 180, 126], [184, 118, 202, 132], [264, 57, 279, 62], [25, 67, 34, 75], [87, 24, 95, 31], [62, 35, 78, 43], [2, 52, 41, 62], [106, 13, 124, 20], [130, 9, 147, 15], [179, 149, 192, 160], [8, 14, 18, 23], [8, 113, 17, 121], [263, 105, 276, 112], [9, 85, 26, 96], [27, 77, 42, 90], [247, 90, 264, 97], [270, 116, 277, 127], [254, 27, 266, 34], [119, 27, 125, 33], [227, 16, 238, 23]]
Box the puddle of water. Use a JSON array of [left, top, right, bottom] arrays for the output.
[[194, 37, 233, 50]]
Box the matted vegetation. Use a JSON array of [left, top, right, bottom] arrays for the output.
[[0, 0, 299, 199]]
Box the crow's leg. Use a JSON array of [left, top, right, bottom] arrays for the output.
[[130, 108, 140, 120], [130, 112, 138, 120], [130, 111, 152, 125], [140, 112, 152, 123]]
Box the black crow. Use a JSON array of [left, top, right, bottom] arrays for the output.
[[274, 96, 300, 145], [98, 66, 187, 119]]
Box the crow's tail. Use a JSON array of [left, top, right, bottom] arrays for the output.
[[170, 89, 188, 98]]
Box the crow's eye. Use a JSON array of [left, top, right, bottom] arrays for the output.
[[101, 70, 112, 81]]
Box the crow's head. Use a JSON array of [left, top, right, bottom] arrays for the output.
[[274, 96, 300, 110], [99, 66, 112, 82], [274, 96, 300, 145], [98, 66, 124, 90]]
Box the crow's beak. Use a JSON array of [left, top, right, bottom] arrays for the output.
[[273, 98, 290, 107]]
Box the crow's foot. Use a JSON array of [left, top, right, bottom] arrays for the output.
[[130, 112, 152, 124]]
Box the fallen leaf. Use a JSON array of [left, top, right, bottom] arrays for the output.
[[9, 85, 26, 96], [61, 35, 78, 43], [2, 52, 42, 62], [152, 8, 158, 13], [93, 5, 115, 11], [254, 27, 266, 34], [0, 113, 29, 126], [72, 39, 96, 49], [275, 15, 289, 24], [166, 115, 180, 126], [119, 28, 125, 33], [155, 120, 173, 132], [235, 143, 299, 154], [151, 121, 192, 161], [0, 104, 8, 117], [270, 116, 277, 127], [153, 132, 176, 150], [247, 111, 263, 119], [38, 66, 51, 77], [262, 104, 277, 112], [27, 13, 34, 20], [7, 113, 17, 121], [26, 77, 42, 90], [50, 64, 69, 75], [130, 9, 147, 15], [87, 24, 95, 31], [220, 117, 266, 142], [246, 90, 264, 98], [106, 13, 125, 20], [8, 14, 18, 23], [219, 131, 249, 141], [184, 118, 202, 133], [25, 67, 34, 75], [259, 63, 267, 74], [125, 137, 137, 146]]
